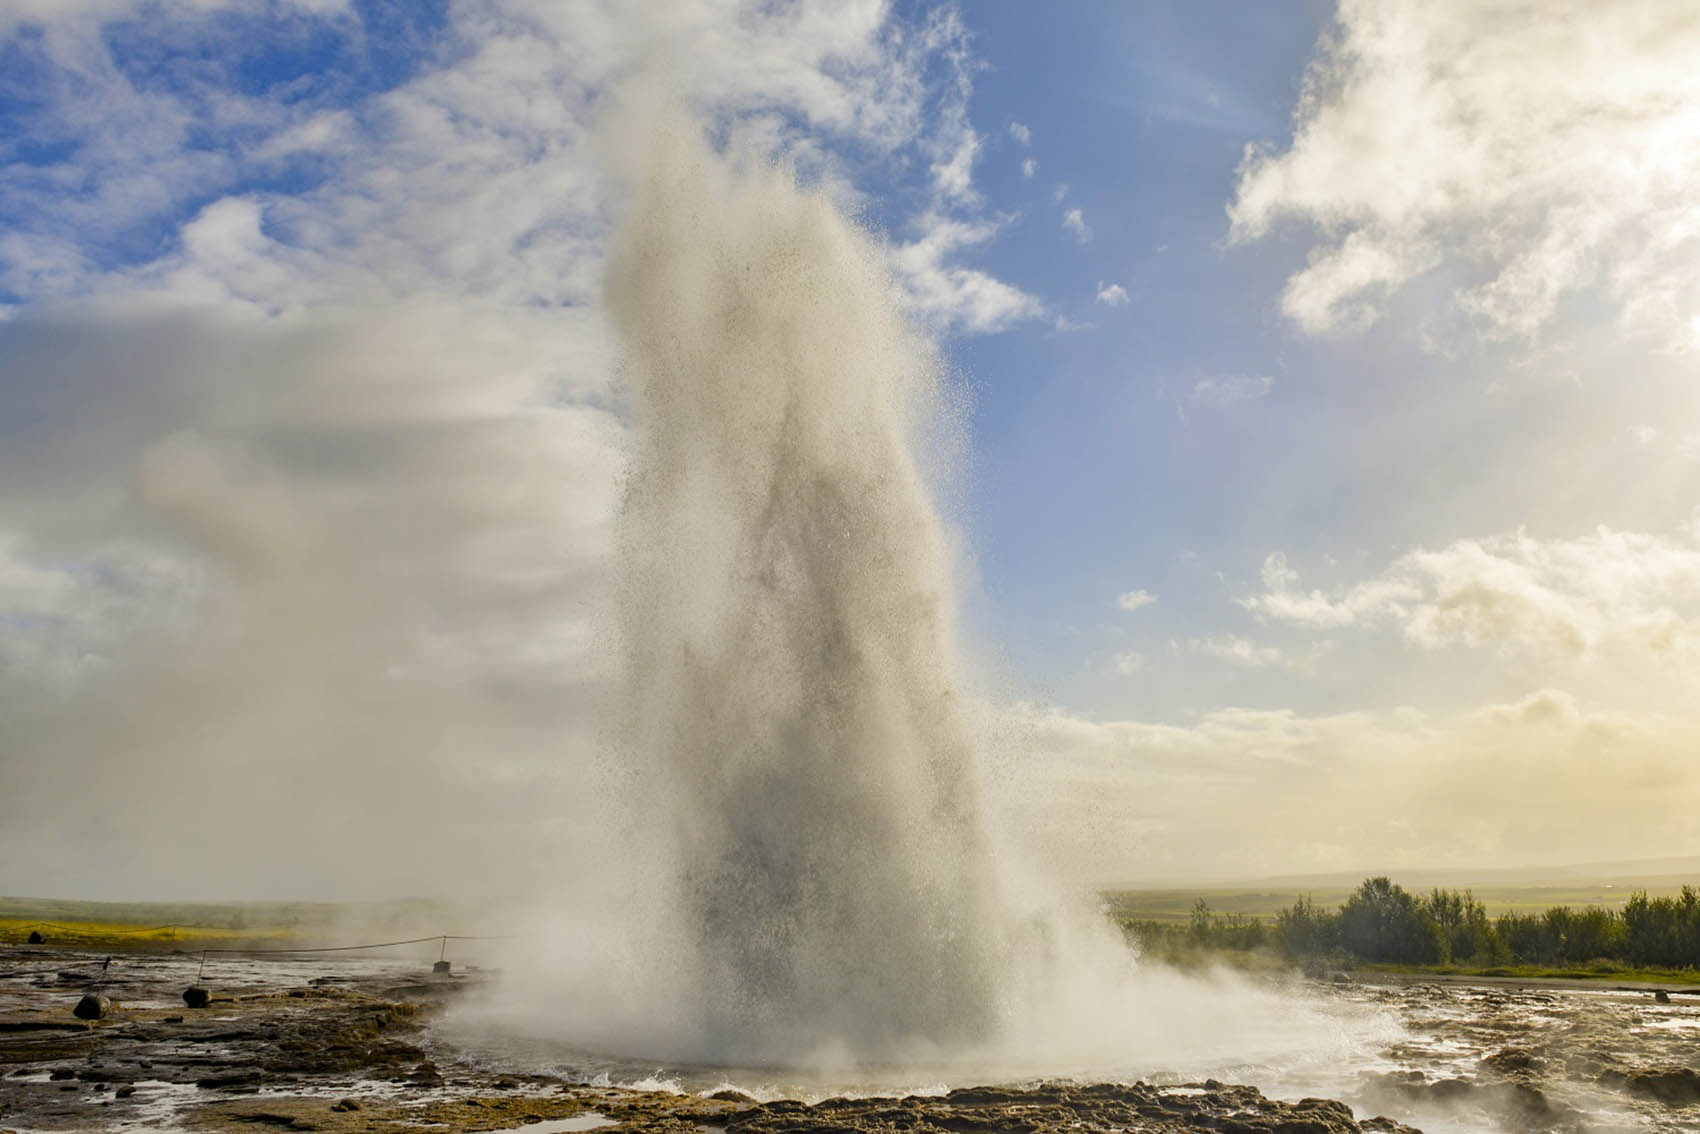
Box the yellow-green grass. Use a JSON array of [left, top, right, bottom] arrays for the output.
[[1, 916, 300, 950], [0, 897, 343, 950]]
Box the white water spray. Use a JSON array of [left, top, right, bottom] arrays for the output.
[[605, 105, 1000, 1064]]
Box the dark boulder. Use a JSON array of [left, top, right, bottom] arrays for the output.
[[27, 930, 46, 944], [72, 994, 113, 1020], [182, 986, 211, 1008]]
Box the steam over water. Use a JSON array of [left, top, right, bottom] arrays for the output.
[[606, 108, 1001, 1063], [470, 104, 1395, 1085]]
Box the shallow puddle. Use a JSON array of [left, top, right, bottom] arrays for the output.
[[486, 1114, 614, 1133]]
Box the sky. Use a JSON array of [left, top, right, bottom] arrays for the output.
[[1, 0, 1698, 898]]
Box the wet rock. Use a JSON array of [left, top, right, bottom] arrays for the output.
[[72, 994, 112, 1021], [1479, 1046, 1546, 1076], [27, 930, 45, 944], [1622, 1067, 1700, 1106], [727, 1082, 1416, 1134], [406, 1060, 444, 1088], [1654, 989, 1672, 1003], [709, 1088, 758, 1102], [226, 1110, 316, 1128], [116, 1085, 136, 1098], [75, 1067, 135, 1084], [197, 1070, 263, 1090], [1482, 1080, 1575, 1125], [330, 1098, 361, 1112], [182, 986, 210, 1008]]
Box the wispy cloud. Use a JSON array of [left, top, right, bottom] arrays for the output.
[[890, 213, 1044, 335], [1188, 373, 1272, 408], [1095, 281, 1129, 307], [1008, 120, 1031, 146], [1191, 633, 1282, 667], [1115, 588, 1156, 612], [1062, 207, 1090, 243]]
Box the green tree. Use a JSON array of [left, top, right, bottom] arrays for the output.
[[1338, 877, 1442, 963], [1421, 888, 1502, 963], [1275, 895, 1338, 958], [1188, 898, 1212, 946]]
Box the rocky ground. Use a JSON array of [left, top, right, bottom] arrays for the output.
[[1338, 974, 1700, 1132], [4, 943, 1699, 1132], [0, 942, 1419, 1133]]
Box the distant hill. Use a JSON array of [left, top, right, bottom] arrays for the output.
[[1104, 855, 1700, 924], [1232, 855, 1700, 890], [1120, 855, 1700, 892]]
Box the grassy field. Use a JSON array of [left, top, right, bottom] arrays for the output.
[[0, 897, 323, 948], [0, 916, 295, 948], [0, 895, 497, 951], [1356, 961, 1700, 986]]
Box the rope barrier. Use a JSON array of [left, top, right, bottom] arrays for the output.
[[191, 933, 514, 981], [195, 938, 506, 952], [9, 925, 514, 950], [6, 926, 518, 1006], [8, 929, 515, 982]]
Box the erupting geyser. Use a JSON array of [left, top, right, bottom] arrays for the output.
[[471, 102, 1392, 1085], [606, 107, 1002, 1063]]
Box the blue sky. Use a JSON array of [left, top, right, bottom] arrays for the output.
[[2, 0, 1698, 897]]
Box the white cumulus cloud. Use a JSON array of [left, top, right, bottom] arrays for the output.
[[1242, 523, 1700, 668], [1229, 0, 1700, 347]]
